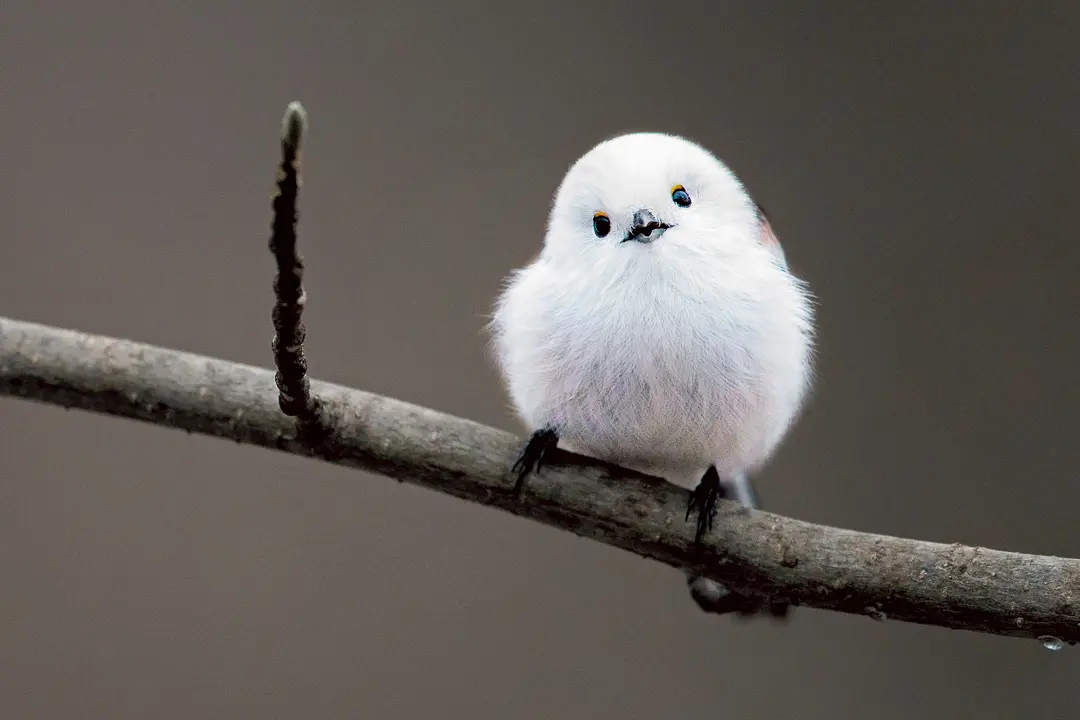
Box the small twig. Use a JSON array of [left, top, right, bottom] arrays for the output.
[[1, 315, 1078, 646], [269, 101, 315, 420], [267, 102, 337, 453]]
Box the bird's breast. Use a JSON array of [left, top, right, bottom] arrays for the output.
[[530, 258, 810, 477]]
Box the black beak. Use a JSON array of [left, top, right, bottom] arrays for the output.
[[623, 208, 671, 243]]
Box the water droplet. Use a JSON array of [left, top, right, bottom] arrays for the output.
[[1039, 635, 1065, 651]]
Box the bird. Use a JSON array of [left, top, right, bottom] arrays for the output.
[[489, 132, 814, 616]]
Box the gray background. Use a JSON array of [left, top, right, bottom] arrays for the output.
[[2, 2, 1079, 718]]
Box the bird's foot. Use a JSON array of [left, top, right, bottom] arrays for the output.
[[686, 466, 722, 543], [511, 427, 559, 499], [685, 470, 793, 619]]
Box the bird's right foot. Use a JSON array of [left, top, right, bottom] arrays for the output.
[[511, 427, 559, 499], [686, 466, 722, 543]]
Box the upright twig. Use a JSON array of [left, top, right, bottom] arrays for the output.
[[267, 102, 338, 454], [269, 101, 313, 418]]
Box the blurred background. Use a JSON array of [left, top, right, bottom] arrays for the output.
[[2, 1, 1079, 718]]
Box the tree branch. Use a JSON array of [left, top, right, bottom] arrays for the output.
[[1, 314, 1076, 646]]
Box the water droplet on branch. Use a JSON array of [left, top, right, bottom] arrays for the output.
[[1038, 635, 1065, 651]]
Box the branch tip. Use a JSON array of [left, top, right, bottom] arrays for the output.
[[281, 101, 307, 155]]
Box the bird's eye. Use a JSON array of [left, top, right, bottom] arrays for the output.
[[592, 212, 611, 238], [671, 185, 692, 208]]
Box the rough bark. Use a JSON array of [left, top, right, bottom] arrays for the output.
[[1, 315, 1077, 645]]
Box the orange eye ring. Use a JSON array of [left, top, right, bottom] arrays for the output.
[[671, 185, 692, 208]]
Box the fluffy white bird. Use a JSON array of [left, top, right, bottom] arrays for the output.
[[490, 132, 814, 614]]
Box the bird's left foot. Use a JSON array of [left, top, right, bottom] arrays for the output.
[[686, 466, 722, 543], [685, 470, 794, 620], [511, 427, 559, 499]]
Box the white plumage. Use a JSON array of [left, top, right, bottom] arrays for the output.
[[490, 132, 815, 610], [492, 132, 813, 483]]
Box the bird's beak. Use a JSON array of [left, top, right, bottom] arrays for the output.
[[623, 208, 671, 244]]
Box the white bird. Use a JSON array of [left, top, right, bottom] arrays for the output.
[[490, 132, 814, 615]]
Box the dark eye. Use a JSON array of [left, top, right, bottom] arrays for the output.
[[592, 212, 611, 238], [671, 185, 692, 208]]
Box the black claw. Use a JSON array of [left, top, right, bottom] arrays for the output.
[[686, 466, 722, 543], [685, 471, 795, 621], [511, 427, 559, 499]]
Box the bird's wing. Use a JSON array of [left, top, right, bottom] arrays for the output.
[[753, 200, 788, 271]]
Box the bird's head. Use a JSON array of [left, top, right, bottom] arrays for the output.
[[542, 132, 765, 267]]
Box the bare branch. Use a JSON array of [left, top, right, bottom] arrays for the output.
[[1, 315, 1077, 646]]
